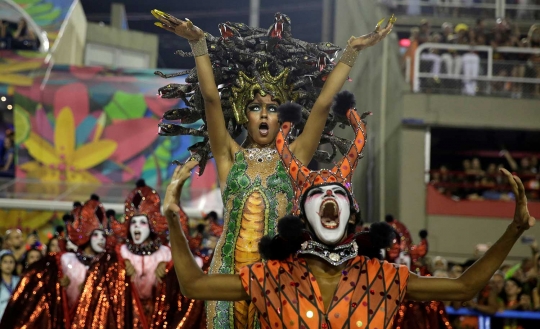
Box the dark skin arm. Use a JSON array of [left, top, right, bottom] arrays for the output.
[[407, 169, 535, 301], [290, 18, 395, 164], [152, 12, 396, 176], [163, 160, 249, 301], [152, 11, 234, 181]]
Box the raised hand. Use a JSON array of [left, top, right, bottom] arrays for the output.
[[163, 160, 199, 217], [151, 9, 204, 41], [155, 261, 167, 283], [59, 275, 70, 287], [349, 14, 396, 51], [125, 259, 136, 277], [500, 168, 536, 231]]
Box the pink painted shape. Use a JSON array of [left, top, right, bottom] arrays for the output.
[[69, 66, 104, 80], [190, 160, 217, 200], [102, 118, 159, 162], [145, 96, 178, 117], [53, 83, 89, 125], [32, 106, 54, 143], [122, 156, 146, 182]]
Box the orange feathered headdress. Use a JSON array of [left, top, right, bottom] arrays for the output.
[[112, 180, 168, 241], [67, 195, 107, 247], [276, 91, 368, 214]]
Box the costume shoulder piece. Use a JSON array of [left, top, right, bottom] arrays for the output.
[[156, 12, 351, 174]]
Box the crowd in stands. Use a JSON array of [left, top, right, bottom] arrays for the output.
[[0, 18, 38, 51], [429, 242, 540, 327], [430, 151, 540, 201], [403, 17, 540, 97]]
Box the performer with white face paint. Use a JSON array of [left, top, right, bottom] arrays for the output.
[[61, 197, 108, 308], [70, 180, 206, 329], [0, 196, 109, 329], [163, 92, 536, 329]]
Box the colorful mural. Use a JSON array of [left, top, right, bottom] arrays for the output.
[[12, 65, 216, 188]]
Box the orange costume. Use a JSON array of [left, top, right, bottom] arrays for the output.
[[240, 255, 409, 329], [235, 92, 410, 329]]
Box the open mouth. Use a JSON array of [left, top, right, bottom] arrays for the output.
[[319, 199, 340, 229], [134, 230, 141, 241], [219, 24, 234, 39], [270, 22, 283, 38], [259, 122, 269, 136], [98, 242, 105, 249]]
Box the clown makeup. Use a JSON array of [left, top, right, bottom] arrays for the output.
[[90, 230, 106, 253], [130, 215, 150, 245], [303, 184, 351, 245]]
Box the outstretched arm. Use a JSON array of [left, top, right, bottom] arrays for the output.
[[406, 169, 535, 301], [163, 160, 249, 301], [291, 16, 395, 164], [153, 11, 234, 171]]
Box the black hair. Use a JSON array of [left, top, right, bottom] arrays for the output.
[[205, 211, 218, 221], [196, 224, 206, 234], [46, 236, 60, 253], [385, 214, 394, 223]]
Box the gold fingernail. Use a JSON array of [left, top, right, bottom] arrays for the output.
[[376, 18, 385, 29], [389, 14, 397, 24], [185, 18, 194, 29], [154, 22, 164, 28]]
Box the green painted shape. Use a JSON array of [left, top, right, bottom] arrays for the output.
[[13, 0, 41, 6], [25, 3, 54, 16], [33, 8, 61, 21], [104, 91, 147, 120]]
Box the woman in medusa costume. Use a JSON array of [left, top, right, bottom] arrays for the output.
[[162, 94, 536, 329], [70, 180, 205, 329], [151, 9, 395, 328], [0, 197, 108, 329]]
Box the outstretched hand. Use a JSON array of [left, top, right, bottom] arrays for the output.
[[501, 168, 536, 231], [349, 14, 396, 51], [163, 160, 199, 217], [151, 9, 204, 41]]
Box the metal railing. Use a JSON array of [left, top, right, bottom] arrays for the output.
[[412, 43, 540, 97], [379, 0, 540, 19]]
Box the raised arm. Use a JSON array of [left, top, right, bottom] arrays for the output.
[[406, 169, 535, 302], [152, 11, 235, 173], [290, 16, 395, 164], [163, 160, 248, 301]]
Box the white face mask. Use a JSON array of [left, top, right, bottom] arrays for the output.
[[130, 215, 151, 245], [303, 184, 351, 245], [90, 230, 106, 253]]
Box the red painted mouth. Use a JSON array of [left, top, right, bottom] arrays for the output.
[[319, 199, 340, 229]]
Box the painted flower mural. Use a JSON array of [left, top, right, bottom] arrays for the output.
[[21, 107, 116, 183]]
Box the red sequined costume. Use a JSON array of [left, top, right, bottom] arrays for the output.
[[70, 181, 206, 329], [0, 198, 108, 329], [390, 230, 452, 329]]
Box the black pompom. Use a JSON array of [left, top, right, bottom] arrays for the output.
[[259, 215, 307, 261], [73, 201, 82, 208], [384, 214, 394, 223], [136, 179, 146, 188], [419, 229, 428, 239], [90, 194, 100, 201], [62, 214, 73, 222], [55, 226, 64, 234], [277, 215, 305, 242], [277, 102, 302, 124], [332, 91, 356, 116], [368, 222, 396, 250], [106, 210, 116, 218]]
